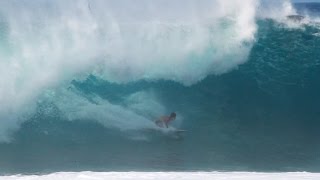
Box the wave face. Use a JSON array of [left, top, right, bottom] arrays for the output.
[[0, 0, 257, 142], [1, 0, 320, 174]]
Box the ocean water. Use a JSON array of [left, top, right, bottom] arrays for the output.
[[0, 0, 320, 178], [2, 172, 320, 180]]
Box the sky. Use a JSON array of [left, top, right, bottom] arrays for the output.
[[292, 0, 320, 2]]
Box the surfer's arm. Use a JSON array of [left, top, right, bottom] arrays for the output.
[[164, 118, 170, 128]]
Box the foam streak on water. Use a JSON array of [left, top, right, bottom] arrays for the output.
[[1, 172, 320, 180]]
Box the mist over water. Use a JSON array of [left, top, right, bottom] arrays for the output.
[[0, 0, 320, 174]]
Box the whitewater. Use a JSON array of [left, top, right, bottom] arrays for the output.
[[1, 0, 320, 179], [1, 172, 320, 180], [0, 0, 259, 141]]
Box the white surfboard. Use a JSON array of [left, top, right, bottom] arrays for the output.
[[173, 129, 187, 133]]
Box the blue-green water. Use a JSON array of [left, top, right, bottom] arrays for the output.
[[0, 1, 320, 175]]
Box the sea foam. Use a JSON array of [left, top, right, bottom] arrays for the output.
[[1, 172, 320, 180]]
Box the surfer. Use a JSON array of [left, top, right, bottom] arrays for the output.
[[155, 112, 176, 128]]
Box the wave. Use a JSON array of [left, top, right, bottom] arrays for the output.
[[0, 0, 320, 173], [0, 0, 260, 141], [0, 0, 315, 141]]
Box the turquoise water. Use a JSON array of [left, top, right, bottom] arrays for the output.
[[0, 1, 320, 174]]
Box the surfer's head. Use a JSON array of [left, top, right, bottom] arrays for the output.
[[170, 112, 176, 120]]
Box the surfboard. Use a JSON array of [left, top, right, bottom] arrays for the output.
[[143, 127, 186, 134], [174, 129, 187, 133]]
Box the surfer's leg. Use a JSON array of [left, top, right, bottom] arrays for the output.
[[155, 120, 163, 127]]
